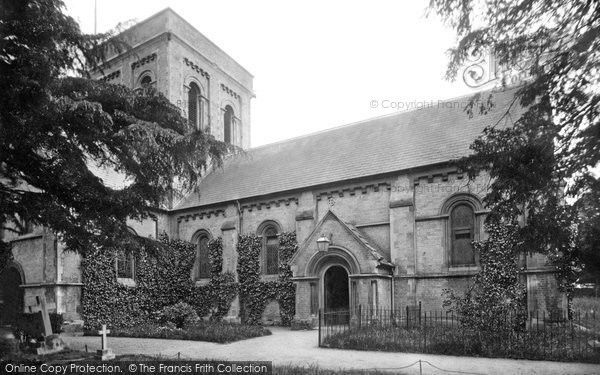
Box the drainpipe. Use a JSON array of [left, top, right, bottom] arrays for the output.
[[235, 200, 242, 233], [390, 267, 395, 310]]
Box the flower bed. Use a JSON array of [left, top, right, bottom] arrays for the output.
[[107, 322, 271, 344]]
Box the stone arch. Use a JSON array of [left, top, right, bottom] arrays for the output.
[[440, 192, 483, 215], [305, 245, 361, 277], [184, 75, 207, 95], [4, 261, 26, 284], [191, 228, 212, 243], [256, 220, 282, 236], [220, 98, 239, 114], [0, 262, 25, 324], [136, 70, 155, 88]]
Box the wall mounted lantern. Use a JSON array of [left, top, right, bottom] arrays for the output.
[[316, 234, 331, 252]]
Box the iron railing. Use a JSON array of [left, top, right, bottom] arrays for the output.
[[318, 306, 600, 362]]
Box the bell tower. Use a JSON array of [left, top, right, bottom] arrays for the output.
[[90, 8, 254, 149]]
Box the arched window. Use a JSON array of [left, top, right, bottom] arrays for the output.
[[224, 105, 234, 144], [116, 250, 134, 279], [140, 75, 152, 87], [441, 193, 481, 268], [192, 230, 211, 280], [450, 204, 476, 266], [116, 228, 137, 279], [136, 72, 155, 94], [188, 82, 201, 129], [258, 222, 280, 275]]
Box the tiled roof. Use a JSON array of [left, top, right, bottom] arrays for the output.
[[176, 88, 523, 210]]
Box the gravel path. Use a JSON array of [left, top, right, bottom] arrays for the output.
[[63, 328, 600, 375]]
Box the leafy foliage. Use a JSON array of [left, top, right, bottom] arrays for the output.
[[0, 0, 228, 255], [428, 0, 599, 291], [237, 232, 297, 325], [109, 321, 271, 344], [156, 302, 200, 329], [444, 221, 527, 331], [322, 322, 600, 362], [81, 235, 236, 329]]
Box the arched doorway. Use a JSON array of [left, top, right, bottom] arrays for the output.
[[0, 267, 24, 324], [324, 265, 349, 314]]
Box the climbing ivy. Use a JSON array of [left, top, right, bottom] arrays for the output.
[[81, 235, 237, 329], [443, 221, 527, 331], [237, 232, 297, 326]]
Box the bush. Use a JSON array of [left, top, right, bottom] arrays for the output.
[[157, 302, 199, 329], [110, 321, 271, 343], [13, 313, 63, 339]]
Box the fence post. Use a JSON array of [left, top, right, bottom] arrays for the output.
[[406, 305, 409, 329], [423, 311, 427, 351], [318, 308, 322, 347], [358, 305, 362, 329]]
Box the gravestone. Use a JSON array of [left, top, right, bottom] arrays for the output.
[[27, 295, 66, 355], [95, 324, 115, 360]]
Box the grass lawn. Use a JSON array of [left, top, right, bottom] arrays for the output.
[[321, 324, 600, 363], [105, 321, 271, 343], [573, 297, 600, 314], [1, 348, 96, 361], [571, 297, 600, 333]]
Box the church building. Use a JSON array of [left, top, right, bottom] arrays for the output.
[[0, 8, 563, 326]]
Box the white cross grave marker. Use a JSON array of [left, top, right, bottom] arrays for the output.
[[95, 324, 115, 360], [98, 325, 110, 350]]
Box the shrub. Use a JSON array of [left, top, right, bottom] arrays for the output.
[[443, 222, 527, 332], [157, 302, 199, 329], [13, 313, 63, 339], [110, 321, 271, 343]]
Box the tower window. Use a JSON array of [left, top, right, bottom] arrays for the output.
[[136, 72, 155, 94], [188, 83, 201, 129], [224, 105, 234, 144], [140, 75, 152, 87], [188, 82, 209, 130]]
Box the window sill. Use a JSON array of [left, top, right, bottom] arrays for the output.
[[260, 274, 279, 282], [194, 278, 211, 287], [11, 233, 43, 242], [117, 277, 136, 287], [448, 265, 479, 273]]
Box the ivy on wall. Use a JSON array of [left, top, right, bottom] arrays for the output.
[[237, 232, 297, 326], [81, 235, 237, 329]]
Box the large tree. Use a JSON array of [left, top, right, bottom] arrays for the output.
[[0, 0, 228, 255], [428, 0, 599, 292]]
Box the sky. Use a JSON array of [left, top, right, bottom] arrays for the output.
[[63, 0, 476, 147]]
